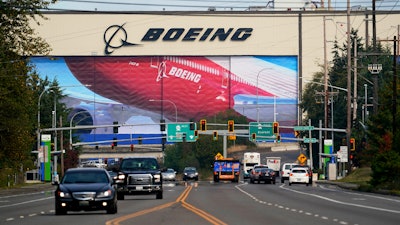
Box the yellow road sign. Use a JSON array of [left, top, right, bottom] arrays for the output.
[[215, 152, 223, 160], [297, 153, 307, 164]]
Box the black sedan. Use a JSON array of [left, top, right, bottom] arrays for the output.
[[250, 167, 276, 184], [183, 167, 199, 181], [54, 167, 118, 215]]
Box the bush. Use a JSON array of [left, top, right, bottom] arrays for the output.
[[370, 150, 400, 190]]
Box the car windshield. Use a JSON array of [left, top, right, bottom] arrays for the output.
[[184, 168, 196, 173], [165, 169, 175, 173], [120, 158, 159, 170], [62, 170, 109, 184]]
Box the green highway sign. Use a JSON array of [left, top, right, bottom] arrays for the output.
[[303, 138, 317, 143], [294, 126, 314, 131], [249, 122, 275, 141], [167, 123, 196, 142]]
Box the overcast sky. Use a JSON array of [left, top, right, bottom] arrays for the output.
[[48, 0, 400, 12]]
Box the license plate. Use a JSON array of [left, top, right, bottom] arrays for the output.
[[136, 186, 143, 190], [296, 178, 301, 182], [79, 201, 89, 206]]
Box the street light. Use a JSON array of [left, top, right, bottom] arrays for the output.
[[69, 111, 89, 150], [256, 68, 271, 122], [149, 99, 178, 122]]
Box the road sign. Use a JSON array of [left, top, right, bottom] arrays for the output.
[[249, 122, 275, 141], [337, 146, 348, 162], [167, 123, 196, 142], [215, 152, 223, 160], [294, 126, 314, 131], [297, 153, 307, 164], [303, 138, 317, 143]]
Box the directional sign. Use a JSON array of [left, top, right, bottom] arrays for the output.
[[297, 153, 307, 164], [303, 138, 317, 143], [167, 123, 196, 142], [294, 126, 314, 131], [249, 122, 275, 141]]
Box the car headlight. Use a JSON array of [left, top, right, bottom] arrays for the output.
[[97, 189, 112, 198], [117, 174, 125, 180], [58, 191, 71, 198], [195, 172, 198, 176], [154, 174, 161, 182]]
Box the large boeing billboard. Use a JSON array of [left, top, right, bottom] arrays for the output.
[[31, 55, 298, 144]]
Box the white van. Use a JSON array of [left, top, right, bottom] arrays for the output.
[[280, 163, 298, 183]]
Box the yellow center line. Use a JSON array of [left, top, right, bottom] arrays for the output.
[[105, 185, 227, 225]]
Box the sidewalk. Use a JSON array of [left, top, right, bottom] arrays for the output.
[[0, 182, 55, 196]]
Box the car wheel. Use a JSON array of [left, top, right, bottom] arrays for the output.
[[289, 182, 292, 186], [306, 183, 309, 186], [156, 191, 163, 199], [281, 178, 284, 183], [55, 205, 67, 215], [107, 202, 118, 214], [117, 192, 125, 200], [272, 180, 276, 185]]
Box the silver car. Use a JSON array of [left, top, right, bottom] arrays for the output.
[[162, 168, 177, 181]]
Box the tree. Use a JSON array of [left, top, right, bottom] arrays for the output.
[[300, 28, 398, 186], [0, 1, 54, 182]]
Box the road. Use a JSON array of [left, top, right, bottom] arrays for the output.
[[1, 179, 399, 225]]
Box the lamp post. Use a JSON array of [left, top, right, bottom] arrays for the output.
[[149, 99, 178, 122], [69, 111, 89, 150], [256, 68, 271, 122]]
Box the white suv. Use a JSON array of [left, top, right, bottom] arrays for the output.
[[280, 163, 298, 183]]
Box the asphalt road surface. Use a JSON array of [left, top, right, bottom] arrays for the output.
[[1, 179, 400, 225]]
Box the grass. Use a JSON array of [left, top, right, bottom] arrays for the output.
[[337, 167, 372, 185]]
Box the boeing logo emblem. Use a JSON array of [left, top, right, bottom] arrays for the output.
[[103, 23, 139, 55], [104, 24, 253, 55]]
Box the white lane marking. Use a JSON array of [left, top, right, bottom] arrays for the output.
[[319, 184, 400, 203], [280, 184, 400, 214], [0, 196, 53, 208]]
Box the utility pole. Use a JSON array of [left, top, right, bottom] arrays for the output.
[[346, 0, 352, 174], [372, 0, 378, 114]]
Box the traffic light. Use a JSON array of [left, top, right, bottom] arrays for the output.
[[111, 143, 114, 150], [113, 137, 117, 147], [194, 130, 198, 139], [251, 133, 256, 141], [200, 119, 207, 131], [160, 119, 165, 131], [130, 144, 134, 151], [276, 135, 281, 142], [113, 121, 119, 133], [273, 122, 279, 134], [138, 136, 142, 145], [350, 138, 355, 151], [228, 120, 234, 132], [213, 131, 218, 141], [51, 143, 55, 151]]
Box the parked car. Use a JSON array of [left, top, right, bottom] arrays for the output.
[[288, 167, 310, 186], [54, 167, 118, 215], [162, 168, 177, 181], [183, 167, 198, 181], [250, 167, 276, 184], [280, 163, 298, 183]]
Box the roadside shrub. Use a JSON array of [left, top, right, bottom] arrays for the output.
[[370, 150, 400, 190]]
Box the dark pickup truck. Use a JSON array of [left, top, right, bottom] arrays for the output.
[[113, 157, 163, 200]]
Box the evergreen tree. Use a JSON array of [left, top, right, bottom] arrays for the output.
[[0, 0, 54, 181]]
